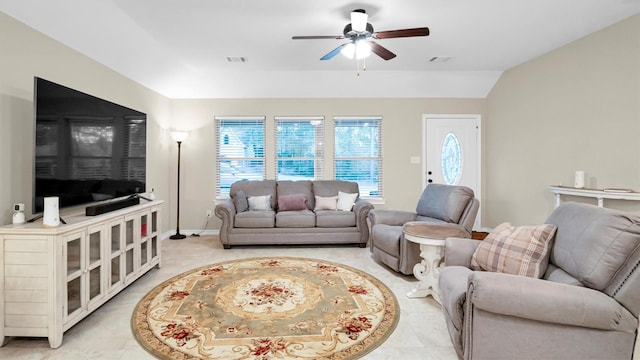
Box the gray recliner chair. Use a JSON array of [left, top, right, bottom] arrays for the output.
[[439, 202, 640, 360], [368, 184, 479, 275]]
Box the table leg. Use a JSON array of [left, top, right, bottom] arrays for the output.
[[406, 242, 444, 303]]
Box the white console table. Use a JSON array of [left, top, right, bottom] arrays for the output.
[[548, 186, 640, 208], [0, 200, 163, 348]]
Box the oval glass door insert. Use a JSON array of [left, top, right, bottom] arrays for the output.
[[441, 132, 462, 185]]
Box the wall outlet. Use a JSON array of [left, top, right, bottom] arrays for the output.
[[206, 210, 212, 218]]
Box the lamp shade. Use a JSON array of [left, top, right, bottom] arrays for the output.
[[170, 130, 189, 142]]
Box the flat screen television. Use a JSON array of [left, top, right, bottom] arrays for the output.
[[33, 77, 146, 214]]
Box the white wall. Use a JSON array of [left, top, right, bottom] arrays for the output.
[[168, 98, 486, 231], [485, 14, 640, 226], [0, 12, 172, 229]]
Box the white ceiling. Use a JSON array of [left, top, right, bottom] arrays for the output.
[[2, 0, 640, 98]]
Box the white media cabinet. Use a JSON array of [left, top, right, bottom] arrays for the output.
[[0, 200, 163, 348]]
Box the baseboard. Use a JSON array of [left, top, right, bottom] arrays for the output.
[[160, 229, 219, 240]]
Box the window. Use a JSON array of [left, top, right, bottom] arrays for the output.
[[215, 117, 266, 197], [275, 117, 324, 181], [334, 117, 383, 198]]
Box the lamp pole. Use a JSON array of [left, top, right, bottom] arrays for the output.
[[170, 139, 186, 240]]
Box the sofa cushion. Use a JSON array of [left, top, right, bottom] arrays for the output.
[[415, 184, 473, 223], [234, 210, 275, 228], [277, 194, 308, 211], [233, 190, 249, 212], [313, 180, 360, 197], [316, 210, 356, 227], [276, 181, 314, 210], [543, 264, 584, 286], [471, 222, 557, 278], [276, 210, 316, 227], [314, 196, 338, 211], [545, 202, 640, 291], [337, 191, 358, 211], [248, 195, 272, 211], [230, 180, 277, 210]]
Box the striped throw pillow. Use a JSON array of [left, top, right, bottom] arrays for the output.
[[471, 223, 557, 278]]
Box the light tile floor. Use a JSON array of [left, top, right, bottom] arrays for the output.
[[0, 236, 458, 360]]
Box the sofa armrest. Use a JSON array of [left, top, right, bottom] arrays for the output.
[[214, 199, 236, 247], [444, 237, 481, 267], [468, 271, 638, 332], [354, 198, 375, 243], [368, 209, 417, 226]]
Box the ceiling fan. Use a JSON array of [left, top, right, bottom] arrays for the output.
[[292, 9, 429, 61]]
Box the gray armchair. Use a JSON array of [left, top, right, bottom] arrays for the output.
[[368, 184, 479, 275], [439, 202, 640, 360]]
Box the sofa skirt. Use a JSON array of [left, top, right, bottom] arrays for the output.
[[225, 227, 363, 247]]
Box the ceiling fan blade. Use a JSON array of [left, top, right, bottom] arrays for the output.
[[320, 43, 349, 60], [370, 41, 396, 60], [292, 35, 345, 40], [373, 27, 430, 39]]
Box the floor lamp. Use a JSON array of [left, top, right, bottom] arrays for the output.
[[170, 130, 189, 240]]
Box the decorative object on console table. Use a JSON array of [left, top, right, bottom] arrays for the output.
[[12, 203, 25, 224], [574, 170, 585, 188], [42, 196, 60, 227], [170, 130, 189, 240]]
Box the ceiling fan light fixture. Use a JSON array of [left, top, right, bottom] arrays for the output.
[[350, 9, 368, 32], [340, 40, 371, 59], [340, 42, 356, 59], [355, 40, 371, 59]]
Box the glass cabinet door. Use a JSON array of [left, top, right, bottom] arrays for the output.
[[140, 213, 149, 268], [150, 207, 160, 265], [64, 232, 84, 322], [124, 214, 137, 280], [107, 218, 128, 294], [86, 225, 104, 309], [151, 210, 158, 233], [109, 221, 122, 288]]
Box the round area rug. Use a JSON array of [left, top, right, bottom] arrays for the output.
[[132, 257, 399, 359]]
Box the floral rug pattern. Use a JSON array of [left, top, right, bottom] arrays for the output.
[[131, 257, 399, 359]]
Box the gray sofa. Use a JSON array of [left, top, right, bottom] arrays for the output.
[[215, 180, 374, 248], [439, 202, 640, 360]]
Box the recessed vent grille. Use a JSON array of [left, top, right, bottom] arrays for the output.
[[429, 56, 452, 63], [226, 56, 248, 62]]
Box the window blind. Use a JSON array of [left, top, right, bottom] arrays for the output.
[[215, 116, 266, 197], [333, 117, 383, 197], [274, 116, 324, 181]]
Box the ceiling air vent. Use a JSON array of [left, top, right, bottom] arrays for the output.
[[429, 56, 452, 63], [226, 56, 248, 63]]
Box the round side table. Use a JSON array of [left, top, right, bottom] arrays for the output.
[[403, 222, 468, 303]]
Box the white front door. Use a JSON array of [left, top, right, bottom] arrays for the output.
[[423, 114, 481, 228]]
